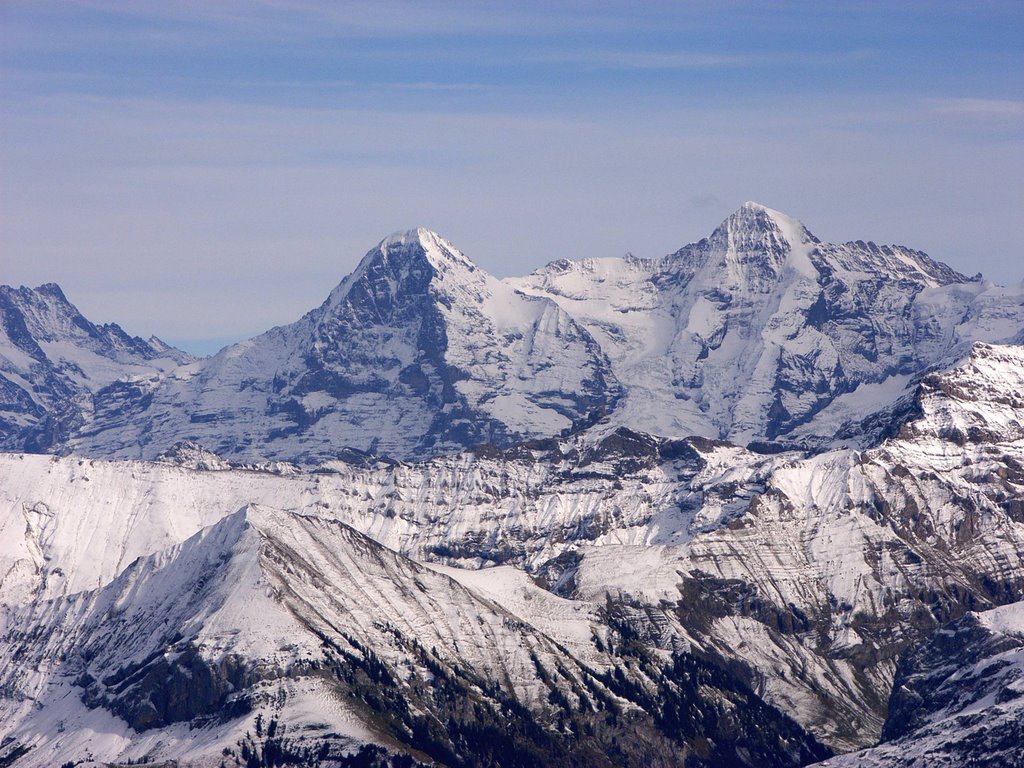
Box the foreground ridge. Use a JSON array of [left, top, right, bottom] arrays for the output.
[[2, 205, 1023, 766]]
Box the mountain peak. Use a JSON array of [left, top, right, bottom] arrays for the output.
[[376, 227, 476, 272], [380, 226, 437, 247], [323, 228, 479, 313], [715, 202, 819, 249]]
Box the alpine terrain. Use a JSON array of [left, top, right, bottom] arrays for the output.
[[1, 204, 1023, 767]]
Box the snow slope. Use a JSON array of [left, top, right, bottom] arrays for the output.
[[5, 206, 1022, 462], [0, 431, 759, 607], [0, 505, 826, 768], [576, 343, 1024, 750], [2, 344, 1023, 759], [814, 599, 1024, 767]]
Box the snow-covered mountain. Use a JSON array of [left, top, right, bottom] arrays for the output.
[[2, 206, 1023, 766], [0, 283, 188, 453], [511, 202, 1024, 447], [2, 342, 1023, 765], [1, 504, 828, 768], [3, 206, 1023, 463], [69, 229, 621, 463]]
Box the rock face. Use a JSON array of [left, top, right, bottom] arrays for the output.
[[0, 283, 188, 452], [816, 600, 1024, 767], [511, 202, 1024, 447], [70, 229, 622, 463], [1, 505, 829, 768], [4, 205, 1023, 463]]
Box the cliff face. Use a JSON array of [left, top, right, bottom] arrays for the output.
[[0, 283, 188, 452], [512, 203, 1024, 447], [6, 205, 1023, 464]]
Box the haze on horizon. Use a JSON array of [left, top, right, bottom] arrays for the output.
[[1, 0, 1022, 355]]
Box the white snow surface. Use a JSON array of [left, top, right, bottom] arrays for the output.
[[0, 505, 620, 767], [2, 205, 1024, 765], [0, 283, 188, 443], [6, 204, 1024, 462]]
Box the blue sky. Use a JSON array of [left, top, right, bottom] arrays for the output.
[[2, 1, 1022, 353]]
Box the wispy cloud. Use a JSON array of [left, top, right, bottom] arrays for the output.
[[689, 193, 725, 210], [929, 98, 1024, 118], [27, 0, 608, 42], [528, 48, 877, 71], [530, 50, 748, 70], [2, 1, 1022, 350]]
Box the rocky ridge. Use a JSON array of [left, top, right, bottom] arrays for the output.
[[69, 228, 621, 463], [0, 283, 188, 453], [511, 203, 1024, 448]]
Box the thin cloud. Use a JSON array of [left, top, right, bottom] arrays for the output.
[[689, 194, 725, 210], [929, 98, 1024, 118], [530, 50, 748, 70], [529, 48, 876, 71], [46, 0, 596, 40], [1, 68, 491, 99]]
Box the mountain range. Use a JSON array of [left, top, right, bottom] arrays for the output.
[[4, 203, 1023, 464], [1, 204, 1023, 767]]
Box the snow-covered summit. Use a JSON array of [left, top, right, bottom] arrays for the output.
[[3, 344, 1024, 764], [4, 204, 1023, 462], [326, 227, 478, 308], [378, 226, 474, 266], [709, 201, 818, 254], [511, 203, 1023, 447]]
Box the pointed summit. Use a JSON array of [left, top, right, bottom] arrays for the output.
[[712, 202, 818, 252], [319, 227, 473, 318], [375, 227, 477, 272], [381, 226, 434, 246], [324, 227, 478, 317]]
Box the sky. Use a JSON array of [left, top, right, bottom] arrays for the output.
[[2, 1, 1022, 354]]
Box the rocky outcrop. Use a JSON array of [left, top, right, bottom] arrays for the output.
[[1, 344, 1022, 763], [815, 600, 1024, 767], [5, 205, 1024, 463], [0, 506, 829, 767]]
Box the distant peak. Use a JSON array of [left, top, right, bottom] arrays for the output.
[[34, 282, 70, 301], [381, 227, 435, 248], [324, 228, 480, 310], [734, 201, 806, 232], [715, 202, 819, 247], [376, 227, 476, 271]]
